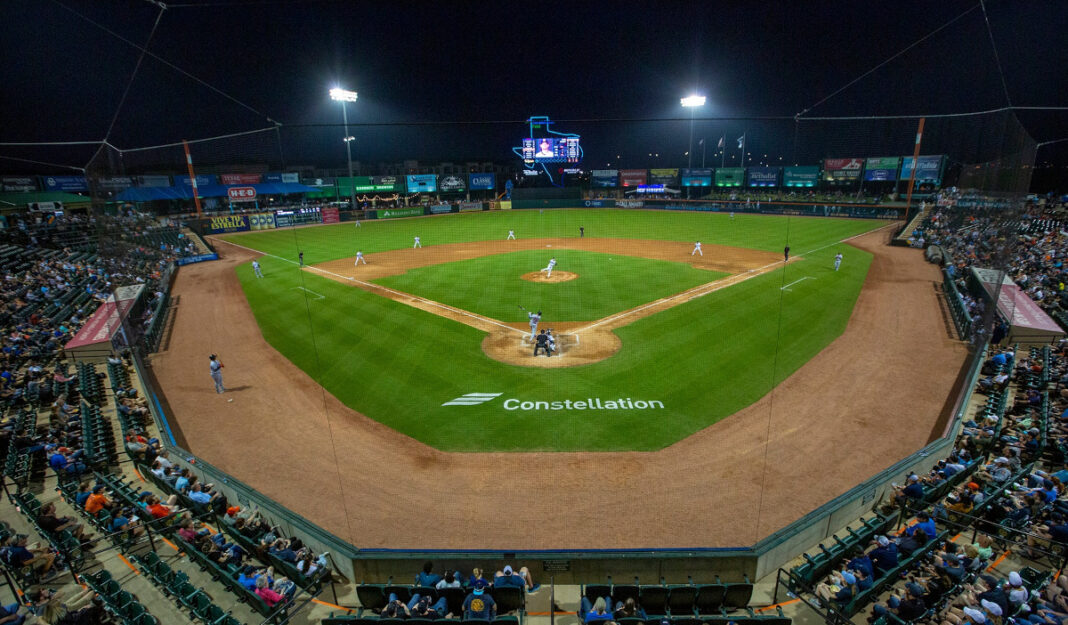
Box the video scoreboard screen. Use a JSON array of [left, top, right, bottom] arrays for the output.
[[522, 137, 581, 163]]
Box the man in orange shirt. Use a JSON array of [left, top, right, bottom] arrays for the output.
[[84, 485, 112, 516]]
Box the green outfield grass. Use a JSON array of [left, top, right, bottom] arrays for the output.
[[228, 209, 882, 451], [373, 249, 728, 322]]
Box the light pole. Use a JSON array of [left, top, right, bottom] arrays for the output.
[[681, 95, 705, 198], [330, 86, 358, 209]]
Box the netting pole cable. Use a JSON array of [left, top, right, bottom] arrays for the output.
[[796, 3, 980, 117], [50, 0, 276, 125], [753, 217, 792, 544], [0, 155, 85, 172], [902, 117, 927, 226], [118, 126, 279, 153], [979, 0, 1013, 108]]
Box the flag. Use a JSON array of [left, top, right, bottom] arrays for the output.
[[698, 138, 704, 146], [717, 136, 725, 149], [737, 135, 745, 149]]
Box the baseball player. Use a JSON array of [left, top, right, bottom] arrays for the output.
[[730, 211, 735, 220], [692, 241, 703, 256], [413, 236, 422, 248], [355, 251, 367, 265], [527, 310, 542, 341], [354, 219, 361, 227], [533, 330, 550, 357], [507, 229, 516, 240], [540, 257, 557, 278], [834, 252, 843, 271], [209, 354, 225, 394], [298, 251, 304, 266], [546, 329, 556, 355], [784, 245, 790, 262], [252, 260, 263, 278]]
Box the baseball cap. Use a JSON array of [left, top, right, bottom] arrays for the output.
[[877, 536, 890, 546], [906, 582, 924, 597], [473, 579, 488, 595], [981, 600, 1003, 616], [962, 607, 986, 623], [840, 572, 856, 586], [504, 565, 513, 575], [1009, 571, 1023, 587]]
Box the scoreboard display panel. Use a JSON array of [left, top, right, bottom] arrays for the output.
[[522, 137, 581, 163]]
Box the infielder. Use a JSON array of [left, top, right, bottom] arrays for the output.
[[355, 251, 367, 265], [834, 252, 843, 271], [413, 236, 422, 248], [527, 310, 542, 341], [507, 230, 516, 240], [209, 354, 225, 394], [692, 241, 703, 256], [252, 260, 264, 278], [540, 257, 557, 277]]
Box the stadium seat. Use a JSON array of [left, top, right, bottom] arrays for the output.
[[356, 584, 388, 611], [584, 584, 612, 603], [667, 584, 698, 615], [694, 584, 726, 614], [639, 584, 670, 615], [439, 586, 467, 616], [490, 586, 525, 614], [384, 584, 412, 603]]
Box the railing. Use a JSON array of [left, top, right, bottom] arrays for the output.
[[942, 269, 974, 339]]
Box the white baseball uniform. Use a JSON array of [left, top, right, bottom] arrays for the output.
[[692, 242, 703, 256], [413, 236, 422, 248], [542, 258, 557, 277], [834, 253, 843, 271], [547, 332, 556, 355], [528, 312, 541, 341], [730, 211, 735, 220], [354, 219, 361, 227], [252, 260, 263, 277], [507, 230, 516, 240], [355, 251, 367, 265]]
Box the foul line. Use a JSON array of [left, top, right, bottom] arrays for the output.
[[575, 221, 898, 333], [294, 286, 325, 299], [781, 276, 813, 290], [211, 238, 526, 336]]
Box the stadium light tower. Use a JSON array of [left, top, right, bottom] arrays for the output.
[[330, 87, 359, 209], [681, 95, 705, 198]]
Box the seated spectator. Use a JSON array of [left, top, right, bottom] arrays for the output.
[[0, 534, 58, 580], [36, 502, 91, 545], [296, 551, 328, 578], [0, 600, 26, 625], [614, 597, 647, 620], [416, 560, 442, 587], [495, 564, 538, 592], [83, 485, 112, 516], [581, 596, 613, 622], [267, 539, 298, 564], [29, 587, 104, 625], [382, 596, 410, 618], [254, 575, 287, 608], [73, 482, 92, 509], [868, 535, 899, 575], [894, 474, 925, 506], [145, 495, 179, 520], [463, 579, 496, 620], [907, 512, 936, 539], [815, 569, 857, 606], [410, 593, 449, 619], [436, 570, 463, 590], [47, 447, 86, 476], [110, 508, 145, 539], [898, 528, 930, 556]]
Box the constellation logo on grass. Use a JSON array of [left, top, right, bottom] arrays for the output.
[[441, 393, 503, 406], [442, 393, 665, 411]]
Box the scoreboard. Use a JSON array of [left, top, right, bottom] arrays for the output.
[[522, 137, 581, 163]]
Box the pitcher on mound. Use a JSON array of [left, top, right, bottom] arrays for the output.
[[540, 257, 557, 278]]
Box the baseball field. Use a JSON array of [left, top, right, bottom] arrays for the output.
[[219, 209, 882, 452]]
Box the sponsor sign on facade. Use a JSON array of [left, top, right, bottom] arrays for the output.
[[263, 172, 299, 183], [619, 169, 647, 187], [321, 206, 340, 224], [207, 215, 250, 234], [377, 207, 424, 219], [1, 176, 38, 192], [405, 174, 437, 193], [96, 176, 135, 190], [459, 201, 483, 212], [747, 167, 780, 187], [648, 168, 679, 186], [248, 213, 276, 230], [900, 155, 946, 184], [430, 203, 453, 214], [137, 175, 171, 187], [822, 158, 863, 183], [42, 176, 88, 192], [178, 174, 217, 187], [714, 168, 744, 187], [227, 186, 257, 201], [438, 175, 466, 193], [468, 173, 496, 190], [219, 173, 262, 185], [680, 169, 712, 187], [783, 166, 819, 187], [864, 157, 900, 181]]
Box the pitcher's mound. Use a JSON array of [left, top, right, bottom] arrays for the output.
[[521, 271, 578, 283]]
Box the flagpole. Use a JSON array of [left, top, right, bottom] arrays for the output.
[[702, 140, 706, 169]]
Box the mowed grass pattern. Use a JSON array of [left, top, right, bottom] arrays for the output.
[[229, 210, 882, 451], [374, 249, 728, 322]]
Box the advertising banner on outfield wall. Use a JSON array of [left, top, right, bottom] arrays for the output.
[[648, 168, 679, 186], [438, 175, 466, 193], [264, 172, 299, 183], [619, 169, 647, 187], [430, 203, 453, 214], [900, 155, 946, 184], [42, 176, 89, 192], [375, 207, 424, 219], [321, 207, 340, 224], [248, 213, 276, 230], [747, 167, 780, 187], [207, 215, 250, 234], [680, 169, 712, 187], [864, 157, 900, 181], [96, 176, 134, 190], [219, 173, 262, 185], [617, 200, 644, 208], [137, 175, 172, 187], [783, 166, 819, 187], [468, 173, 496, 190], [2, 176, 38, 192], [178, 174, 217, 187], [714, 168, 744, 187], [590, 170, 618, 187], [822, 158, 863, 183], [459, 201, 483, 212], [406, 174, 437, 193]]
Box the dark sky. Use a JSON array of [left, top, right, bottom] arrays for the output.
[[2, 0, 1066, 179]]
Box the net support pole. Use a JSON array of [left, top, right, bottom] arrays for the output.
[[183, 140, 204, 219], [902, 117, 926, 225]]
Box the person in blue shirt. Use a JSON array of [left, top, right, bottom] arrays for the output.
[[907, 512, 936, 539], [463, 579, 496, 620], [580, 597, 613, 623], [74, 482, 93, 509], [894, 474, 924, 506], [494, 566, 526, 589], [415, 561, 442, 587], [868, 536, 899, 575], [846, 550, 874, 579]]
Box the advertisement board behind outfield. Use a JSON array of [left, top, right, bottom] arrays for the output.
[[459, 202, 483, 212], [468, 173, 496, 190], [430, 203, 453, 214], [321, 207, 340, 224], [248, 213, 276, 230], [375, 207, 425, 219], [208, 215, 250, 234]]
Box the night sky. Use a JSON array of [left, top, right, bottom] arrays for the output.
[[1, 0, 1066, 185]]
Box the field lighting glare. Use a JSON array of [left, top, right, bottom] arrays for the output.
[[680, 95, 706, 107], [329, 87, 358, 102]]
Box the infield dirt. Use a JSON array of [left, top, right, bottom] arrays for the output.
[[151, 227, 968, 549]]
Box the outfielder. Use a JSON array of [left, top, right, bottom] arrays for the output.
[[413, 236, 422, 248], [252, 260, 264, 278], [507, 230, 516, 240], [209, 354, 225, 394], [355, 251, 367, 265], [527, 310, 542, 341], [354, 219, 361, 227], [692, 241, 703, 256], [540, 257, 557, 277], [298, 251, 304, 266], [834, 252, 843, 271]]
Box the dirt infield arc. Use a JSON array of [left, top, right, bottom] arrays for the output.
[[305, 238, 783, 368], [149, 228, 968, 550]]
